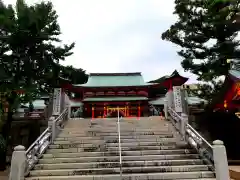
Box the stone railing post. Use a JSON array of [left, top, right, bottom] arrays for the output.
[[164, 99, 168, 119], [68, 106, 71, 119], [51, 119, 57, 143], [9, 145, 26, 180], [48, 116, 56, 143], [212, 140, 230, 180], [180, 113, 188, 140], [48, 116, 55, 127]]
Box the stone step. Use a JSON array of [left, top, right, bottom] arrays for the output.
[[54, 137, 177, 143], [29, 165, 210, 176], [43, 149, 195, 158], [46, 144, 190, 153], [25, 171, 215, 180], [52, 140, 177, 146], [48, 143, 179, 150], [92, 122, 169, 125], [62, 128, 170, 133], [38, 154, 200, 164], [59, 131, 172, 136], [57, 134, 174, 138], [85, 126, 169, 129], [65, 124, 169, 129], [34, 159, 206, 170], [55, 137, 102, 141], [78, 124, 164, 128]]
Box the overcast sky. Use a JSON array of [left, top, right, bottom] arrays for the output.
[[5, 0, 197, 83]]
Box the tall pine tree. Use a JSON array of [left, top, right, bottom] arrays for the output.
[[0, 0, 75, 169], [162, 0, 240, 100]]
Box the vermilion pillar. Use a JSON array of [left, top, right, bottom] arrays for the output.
[[92, 106, 94, 119], [138, 104, 141, 120], [103, 106, 106, 118]]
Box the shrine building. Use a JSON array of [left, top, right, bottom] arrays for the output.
[[62, 71, 188, 118]]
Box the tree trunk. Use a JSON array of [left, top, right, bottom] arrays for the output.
[[0, 111, 13, 170]]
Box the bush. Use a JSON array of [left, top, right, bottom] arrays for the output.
[[0, 134, 6, 153]]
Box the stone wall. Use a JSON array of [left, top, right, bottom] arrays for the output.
[[6, 119, 47, 162], [188, 110, 240, 160]]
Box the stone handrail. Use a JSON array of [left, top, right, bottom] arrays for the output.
[[186, 124, 214, 171], [166, 105, 230, 180], [25, 128, 51, 175], [24, 108, 68, 176], [149, 104, 161, 116], [117, 108, 123, 179], [168, 106, 214, 168]]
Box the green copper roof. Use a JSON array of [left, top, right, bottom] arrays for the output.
[[83, 96, 148, 102], [23, 100, 46, 109], [149, 97, 165, 105], [69, 100, 83, 107], [149, 96, 207, 105], [75, 73, 153, 87], [230, 70, 240, 79]]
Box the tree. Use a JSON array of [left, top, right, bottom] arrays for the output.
[[60, 65, 88, 85], [161, 0, 240, 100], [37, 65, 88, 96], [0, 0, 75, 169]]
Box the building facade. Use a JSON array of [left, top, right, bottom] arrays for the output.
[[62, 72, 188, 118]]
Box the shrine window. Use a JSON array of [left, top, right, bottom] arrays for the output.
[[85, 92, 95, 97], [106, 91, 115, 96], [118, 91, 126, 96], [137, 91, 148, 96], [96, 91, 104, 96], [127, 91, 136, 96]]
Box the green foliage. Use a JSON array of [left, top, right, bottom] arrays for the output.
[[0, 134, 6, 152], [60, 65, 88, 85], [189, 80, 224, 103], [0, 0, 75, 107], [161, 0, 240, 99], [0, 0, 89, 169]]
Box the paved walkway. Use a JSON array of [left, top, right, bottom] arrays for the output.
[[229, 166, 240, 180], [0, 169, 9, 180]]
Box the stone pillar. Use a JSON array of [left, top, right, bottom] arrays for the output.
[[68, 106, 71, 119], [52, 88, 62, 116], [181, 88, 189, 115], [9, 145, 26, 180], [47, 116, 56, 143], [213, 140, 230, 180], [180, 113, 188, 140], [166, 90, 174, 108], [48, 116, 55, 127], [164, 99, 168, 119], [51, 120, 57, 143], [173, 86, 183, 113]]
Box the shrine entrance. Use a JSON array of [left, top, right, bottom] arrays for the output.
[[106, 107, 126, 117], [89, 103, 146, 119]]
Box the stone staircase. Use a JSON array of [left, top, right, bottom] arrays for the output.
[[25, 118, 215, 180]]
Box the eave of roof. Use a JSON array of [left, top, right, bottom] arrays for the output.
[[74, 72, 154, 87], [229, 70, 240, 81], [89, 72, 142, 76], [148, 70, 188, 86], [69, 99, 83, 106], [73, 83, 156, 88], [149, 96, 207, 105], [83, 96, 148, 102]]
